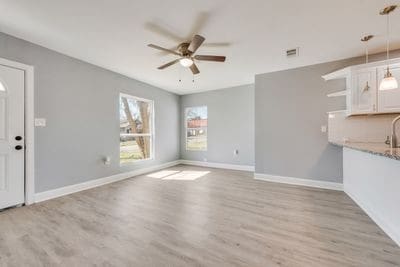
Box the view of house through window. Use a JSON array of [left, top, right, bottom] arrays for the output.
[[186, 106, 207, 151], [120, 94, 153, 163]]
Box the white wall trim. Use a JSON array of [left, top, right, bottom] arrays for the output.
[[0, 57, 35, 205], [344, 188, 400, 247], [35, 160, 180, 203], [179, 160, 255, 172], [254, 173, 343, 191], [34, 160, 255, 203]]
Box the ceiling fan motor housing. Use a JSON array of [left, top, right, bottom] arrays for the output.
[[148, 34, 226, 75], [178, 42, 191, 56]]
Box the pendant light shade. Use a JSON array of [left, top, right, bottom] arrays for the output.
[[179, 58, 193, 67], [379, 5, 398, 91], [380, 69, 399, 90]]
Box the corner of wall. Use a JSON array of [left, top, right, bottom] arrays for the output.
[[178, 94, 183, 160]]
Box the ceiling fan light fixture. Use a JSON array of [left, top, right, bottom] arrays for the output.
[[179, 58, 193, 67], [148, 34, 226, 75], [380, 68, 399, 90]]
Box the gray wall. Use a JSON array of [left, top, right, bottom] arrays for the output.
[[2, 31, 398, 192], [180, 84, 255, 166], [255, 50, 400, 183], [0, 32, 180, 193]]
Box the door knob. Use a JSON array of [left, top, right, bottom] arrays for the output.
[[15, 136, 23, 141], [15, 145, 23, 150]]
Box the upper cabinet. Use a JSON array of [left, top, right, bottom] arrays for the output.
[[351, 68, 377, 114], [323, 58, 400, 116], [377, 63, 400, 113]]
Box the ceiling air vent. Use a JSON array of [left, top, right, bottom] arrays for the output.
[[286, 48, 299, 57]]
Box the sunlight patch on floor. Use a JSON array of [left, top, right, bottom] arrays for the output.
[[147, 170, 180, 178], [147, 170, 210, 180]]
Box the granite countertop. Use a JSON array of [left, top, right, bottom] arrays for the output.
[[330, 141, 400, 161]]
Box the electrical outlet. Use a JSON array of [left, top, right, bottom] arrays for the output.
[[35, 118, 46, 127], [104, 156, 111, 165], [233, 149, 239, 156], [321, 125, 327, 133]]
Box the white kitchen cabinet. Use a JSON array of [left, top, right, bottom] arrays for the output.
[[351, 68, 377, 114], [377, 64, 400, 113], [323, 57, 400, 116]]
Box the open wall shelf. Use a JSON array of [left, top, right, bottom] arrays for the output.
[[327, 90, 348, 98]]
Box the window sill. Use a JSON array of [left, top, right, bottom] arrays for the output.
[[119, 157, 154, 167]]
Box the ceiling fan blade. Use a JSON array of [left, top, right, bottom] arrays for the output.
[[186, 12, 209, 39], [188, 35, 205, 53], [194, 55, 226, 62], [156, 46, 178, 56], [148, 44, 181, 56], [202, 42, 231, 48], [189, 63, 200, 75], [158, 59, 180, 69], [145, 22, 184, 43]]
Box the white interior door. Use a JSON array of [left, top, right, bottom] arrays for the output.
[[0, 64, 25, 209]]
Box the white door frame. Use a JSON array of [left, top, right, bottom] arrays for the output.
[[0, 57, 34, 205]]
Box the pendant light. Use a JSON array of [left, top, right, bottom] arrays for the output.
[[379, 5, 398, 91], [361, 35, 374, 92]]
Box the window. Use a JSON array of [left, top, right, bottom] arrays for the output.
[[186, 106, 207, 151], [119, 94, 154, 164]]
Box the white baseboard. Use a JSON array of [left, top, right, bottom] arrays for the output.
[[34, 160, 253, 203], [34, 160, 181, 203], [344, 189, 400, 247], [179, 160, 255, 172], [254, 173, 343, 191]]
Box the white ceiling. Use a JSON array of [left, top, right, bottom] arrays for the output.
[[0, 0, 399, 95]]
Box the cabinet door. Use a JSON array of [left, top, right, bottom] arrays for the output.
[[378, 64, 400, 113], [351, 68, 377, 114]]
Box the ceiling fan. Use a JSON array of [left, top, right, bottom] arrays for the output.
[[148, 34, 226, 75]]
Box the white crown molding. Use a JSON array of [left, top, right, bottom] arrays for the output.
[[35, 160, 181, 203], [254, 173, 343, 191], [179, 160, 255, 172]]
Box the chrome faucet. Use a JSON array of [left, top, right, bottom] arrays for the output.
[[390, 115, 400, 148]]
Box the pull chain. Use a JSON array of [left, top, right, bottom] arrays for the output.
[[365, 41, 369, 91]]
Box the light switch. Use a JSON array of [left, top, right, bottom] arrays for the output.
[[321, 125, 327, 133], [35, 118, 46, 127]]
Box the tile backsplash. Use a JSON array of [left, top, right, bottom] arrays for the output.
[[328, 112, 400, 143]]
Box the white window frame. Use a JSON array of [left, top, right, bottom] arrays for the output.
[[185, 106, 208, 151], [119, 93, 155, 165]]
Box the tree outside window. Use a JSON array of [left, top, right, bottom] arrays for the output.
[[120, 94, 153, 163]]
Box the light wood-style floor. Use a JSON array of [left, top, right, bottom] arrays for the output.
[[1, 165, 400, 267]]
